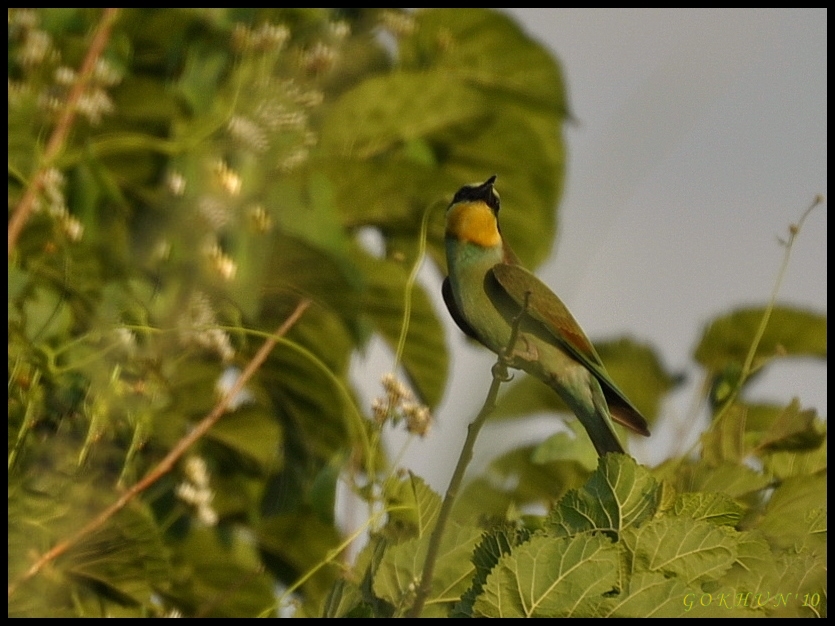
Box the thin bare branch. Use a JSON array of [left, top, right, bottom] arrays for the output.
[[8, 8, 120, 257]]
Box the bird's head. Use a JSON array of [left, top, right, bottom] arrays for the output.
[[445, 175, 502, 247]]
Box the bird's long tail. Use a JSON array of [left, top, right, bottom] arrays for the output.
[[550, 380, 626, 456]]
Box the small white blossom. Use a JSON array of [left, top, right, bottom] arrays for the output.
[[329, 21, 351, 40], [178, 291, 235, 361], [17, 29, 52, 67], [213, 160, 242, 196], [249, 204, 272, 233], [176, 456, 218, 527], [371, 373, 432, 435], [93, 57, 122, 86], [76, 87, 114, 124], [228, 115, 269, 153], [62, 214, 84, 242], [54, 66, 76, 86], [379, 10, 417, 38], [302, 41, 337, 74], [197, 196, 230, 230], [166, 171, 187, 196]]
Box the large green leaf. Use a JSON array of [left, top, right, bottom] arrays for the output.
[[437, 113, 561, 269], [320, 71, 487, 158], [473, 533, 620, 618], [756, 473, 827, 549], [623, 517, 738, 585], [405, 9, 568, 114], [164, 527, 276, 618], [373, 523, 481, 617], [451, 524, 532, 618], [383, 473, 441, 540], [694, 305, 827, 371], [261, 231, 366, 345], [672, 492, 744, 527], [9, 455, 170, 617], [206, 403, 283, 470], [258, 512, 344, 607], [658, 460, 772, 501], [453, 438, 593, 522], [546, 453, 659, 538]]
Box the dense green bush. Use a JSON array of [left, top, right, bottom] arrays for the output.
[[8, 8, 825, 617]]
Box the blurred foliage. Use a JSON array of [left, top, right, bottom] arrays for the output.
[[8, 7, 566, 617], [8, 8, 826, 619]]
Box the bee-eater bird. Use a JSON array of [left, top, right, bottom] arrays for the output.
[[442, 175, 650, 455]]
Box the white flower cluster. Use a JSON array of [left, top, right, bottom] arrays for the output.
[[176, 456, 218, 526], [36, 168, 84, 242], [371, 373, 432, 437], [177, 291, 235, 362], [232, 22, 290, 53]]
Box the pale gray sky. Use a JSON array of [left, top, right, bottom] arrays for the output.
[[352, 8, 827, 492]]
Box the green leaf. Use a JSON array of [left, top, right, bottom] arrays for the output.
[[660, 460, 772, 501], [266, 332, 367, 463], [607, 571, 691, 617], [756, 473, 827, 549], [770, 548, 827, 617], [401, 8, 569, 268], [261, 231, 365, 344], [623, 517, 738, 585], [694, 305, 827, 372], [404, 9, 568, 114], [383, 473, 441, 540], [756, 398, 825, 451], [547, 454, 660, 538], [454, 441, 592, 522], [672, 492, 744, 527], [439, 114, 561, 268], [113, 74, 183, 122], [473, 533, 620, 617], [531, 422, 599, 471], [206, 403, 282, 470], [308, 459, 341, 524], [322, 578, 372, 618], [372, 523, 481, 616], [321, 156, 448, 230], [491, 373, 565, 421], [595, 337, 680, 424], [763, 438, 827, 480], [451, 524, 532, 618], [258, 512, 343, 605], [320, 71, 486, 158], [65, 502, 170, 608], [167, 526, 275, 618], [720, 530, 780, 597], [21, 285, 75, 342], [266, 173, 352, 260]]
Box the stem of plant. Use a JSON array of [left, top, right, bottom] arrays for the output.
[[408, 291, 530, 617], [711, 196, 823, 429]]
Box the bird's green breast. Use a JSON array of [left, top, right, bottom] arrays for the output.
[[445, 237, 512, 353]]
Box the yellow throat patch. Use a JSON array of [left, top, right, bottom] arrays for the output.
[[445, 201, 502, 248]]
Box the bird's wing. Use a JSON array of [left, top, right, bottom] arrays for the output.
[[490, 262, 650, 437], [490, 263, 603, 365], [442, 277, 480, 340]]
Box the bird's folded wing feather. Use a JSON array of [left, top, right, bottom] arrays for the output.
[[490, 262, 650, 436]]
